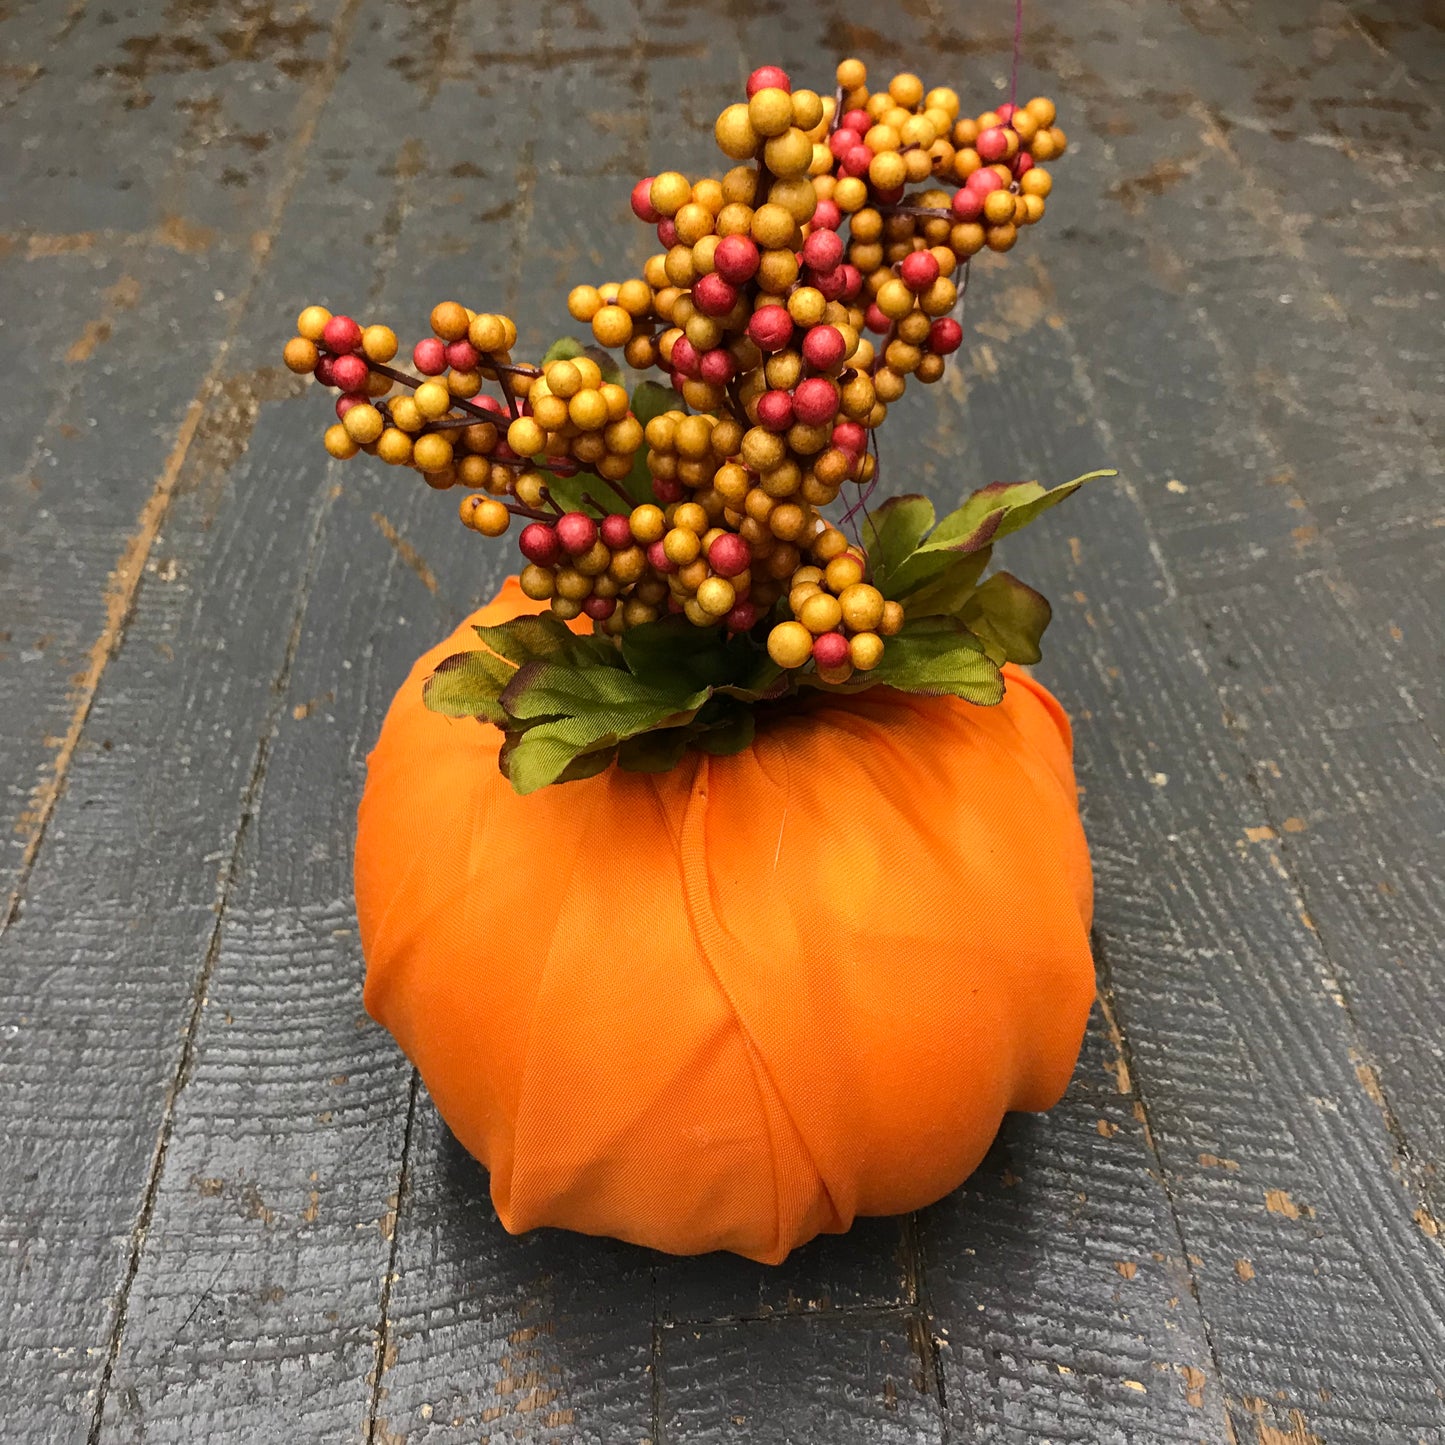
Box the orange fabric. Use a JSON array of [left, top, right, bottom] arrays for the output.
[[356, 577, 1094, 1263]]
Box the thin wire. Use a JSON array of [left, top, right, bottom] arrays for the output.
[[1009, 0, 1024, 108]]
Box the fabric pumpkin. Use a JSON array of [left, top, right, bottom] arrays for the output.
[[356, 577, 1094, 1263]]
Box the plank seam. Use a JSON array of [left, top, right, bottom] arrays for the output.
[[365, 1069, 419, 1445]]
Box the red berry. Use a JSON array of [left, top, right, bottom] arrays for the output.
[[652, 475, 684, 505], [647, 539, 678, 573], [828, 128, 855, 161], [746, 65, 790, 96], [802, 229, 844, 273], [667, 594, 684, 614], [600, 514, 633, 549], [657, 217, 678, 247], [713, 234, 761, 285], [864, 302, 891, 334], [725, 600, 760, 632], [699, 347, 736, 385], [977, 126, 1009, 162], [996, 102, 1018, 122], [692, 272, 739, 317], [838, 264, 863, 300], [841, 144, 873, 178], [756, 389, 794, 431], [413, 337, 447, 374], [445, 339, 480, 371], [874, 184, 905, 207], [555, 511, 598, 556], [928, 317, 964, 355], [832, 420, 866, 455], [708, 532, 752, 578], [801, 324, 846, 371], [812, 198, 842, 231], [322, 314, 361, 354], [670, 335, 701, 377], [1012, 152, 1034, 178], [546, 456, 579, 477], [631, 176, 660, 223], [813, 265, 847, 302], [951, 188, 984, 221], [747, 305, 794, 353], [335, 391, 366, 419], [583, 594, 616, 620], [967, 166, 1004, 195], [793, 377, 839, 426], [519, 523, 560, 566], [314, 355, 337, 387], [812, 631, 850, 667], [841, 109, 870, 134], [472, 393, 507, 416], [899, 250, 940, 292], [330, 353, 369, 392]]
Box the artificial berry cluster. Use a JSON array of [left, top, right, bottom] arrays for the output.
[[283, 58, 1065, 683]]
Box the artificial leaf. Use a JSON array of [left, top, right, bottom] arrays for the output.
[[693, 704, 756, 755], [502, 655, 709, 729], [622, 616, 736, 692], [541, 336, 585, 366], [554, 746, 618, 784], [617, 727, 694, 773], [473, 611, 579, 666], [501, 716, 619, 794], [838, 616, 1005, 705], [423, 648, 512, 723], [961, 570, 1052, 665], [862, 494, 935, 585], [893, 545, 992, 617]]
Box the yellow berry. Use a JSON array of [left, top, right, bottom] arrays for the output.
[[412, 433, 454, 472], [663, 527, 701, 566], [591, 304, 633, 348], [763, 127, 813, 179], [296, 305, 332, 341], [868, 149, 907, 191], [824, 555, 865, 593], [798, 591, 843, 634], [520, 564, 556, 600], [466, 498, 507, 537], [768, 620, 814, 668], [283, 336, 318, 374], [361, 324, 397, 363], [876, 277, 915, 320], [1026, 95, 1057, 127], [568, 388, 609, 430], [748, 87, 794, 138], [791, 89, 824, 132], [507, 416, 546, 456], [849, 632, 884, 670], [615, 278, 653, 316], [342, 402, 384, 444], [650, 171, 692, 217], [880, 600, 905, 636], [696, 576, 736, 616], [430, 302, 470, 341], [323, 422, 358, 459], [414, 380, 452, 419], [377, 428, 413, 465], [715, 102, 759, 159], [630, 504, 666, 545], [838, 581, 885, 632]]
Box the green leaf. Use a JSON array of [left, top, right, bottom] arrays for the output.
[[554, 746, 618, 784], [893, 545, 992, 617], [862, 494, 935, 585], [616, 727, 694, 773], [473, 611, 579, 666], [422, 648, 513, 724], [829, 617, 1005, 705], [961, 570, 1053, 665], [502, 655, 709, 728], [621, 617, 733, 691], [500, 717, 619, 794], [541, 336, 585, 366], [694, 705, 756, 755]]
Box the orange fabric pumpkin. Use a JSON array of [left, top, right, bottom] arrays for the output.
[[356, 577, 1094, 1263]]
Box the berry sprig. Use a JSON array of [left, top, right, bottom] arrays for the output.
[[283, 55, 1089, 786]]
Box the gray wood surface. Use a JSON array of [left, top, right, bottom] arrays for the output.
[[1, 0, 1440, 1441]]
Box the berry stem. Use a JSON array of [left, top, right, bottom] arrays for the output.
[[601, 476, 636, 507]]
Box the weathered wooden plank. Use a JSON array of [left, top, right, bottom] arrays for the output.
[[658, 1313, 945, 1444], [87, 1, 524, 1439], [0, 4, 378, 1441]]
